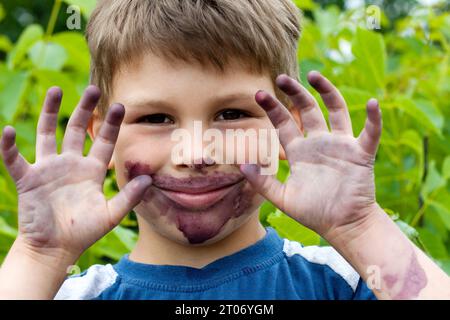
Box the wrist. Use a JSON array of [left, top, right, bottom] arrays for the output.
[[323, 203, 388, 249], [0, 238, 79, 299], [12, 236, 80, 270]]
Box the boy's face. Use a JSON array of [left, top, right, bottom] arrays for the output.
[[94, 53, 282, 246]]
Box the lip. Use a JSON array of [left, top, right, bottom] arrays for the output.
[[154, 176, 244, 210]]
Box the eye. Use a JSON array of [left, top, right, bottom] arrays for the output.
[[136, 113, 174, 124], [215, 109, 250, 121]]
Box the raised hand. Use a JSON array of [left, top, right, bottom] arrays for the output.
[[240, 71, 382, 240], [0, 86, 152, 259]]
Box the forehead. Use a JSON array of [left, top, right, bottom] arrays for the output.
[[111, 53, 274, 106]]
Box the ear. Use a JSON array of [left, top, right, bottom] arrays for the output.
[[87, 111, 115, 169], [279, 106, 303, 161]]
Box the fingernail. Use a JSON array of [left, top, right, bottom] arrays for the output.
[[108, 103, 125, 122], [275, 75, 289, 88], [2, 126, 15, 137], [48, 86, 62, 100], [255, 91, 268, 105], [368, 98, 378, 105], [135, 175, 152, 186]]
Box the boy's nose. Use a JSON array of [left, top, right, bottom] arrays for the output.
[[180, 157, 216, 171]]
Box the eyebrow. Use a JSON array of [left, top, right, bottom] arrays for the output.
[[126, 92, 256, 110]]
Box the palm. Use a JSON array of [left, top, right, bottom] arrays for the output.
[[0, 86, 152, 257], [17, 155, 109, 253], [241, 72, 382, 237], [282, 133, 376, 234]]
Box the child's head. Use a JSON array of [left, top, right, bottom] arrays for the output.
[[86, 0, 302, 246]]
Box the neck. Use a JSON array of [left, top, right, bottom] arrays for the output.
[[129, 213, 266, 268]]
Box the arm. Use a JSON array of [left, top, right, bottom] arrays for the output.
[[240, 71, 450, 300], [327, 203, 450, 299], [0, 86, 151, 299], [0, 238, 77, 299]]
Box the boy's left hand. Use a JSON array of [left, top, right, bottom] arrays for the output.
[[240, 71, 382, 242]]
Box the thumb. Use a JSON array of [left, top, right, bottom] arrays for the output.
[[239, 164, 286, 211], [107, 175, 152, 226]]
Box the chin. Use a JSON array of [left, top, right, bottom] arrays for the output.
[[135, 180, 264, 245]]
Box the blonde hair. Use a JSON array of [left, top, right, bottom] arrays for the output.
[[86, 0, 302, 116]]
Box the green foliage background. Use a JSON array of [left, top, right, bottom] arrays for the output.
[[0, 0, 449, 275]]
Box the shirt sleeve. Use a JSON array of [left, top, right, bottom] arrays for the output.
[[352, 277, 378, 300]]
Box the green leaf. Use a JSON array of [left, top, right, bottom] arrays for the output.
[[299, 59, 324, 85], [313, 7, 341, 37], [437, 259, 450, 276], [13, 119, 37, 162], [398, 130, 423, 156], [33, 69, 80, 117], [0, 3, 5, 22], [0, 35, 13, 53], [7, 24, 44, 69], [417, 227, 448, 260], [394, 219, 422, 248], [421, 161, 445, 198], [339, 86, 374, 110], [428, 191, 450, 231], [442, 156, 450, 181], [428, 202, 450, 231], [90, 230, 129, 261], [351, 27, 386, 92], [113, 225, 137, 251], [0, 175, 17, 206], [293, 0, 317, 10], [393, 98, 444, 136], [0, 70, 30, 121], [412, 99, 444, 132], [28, 41, 68, 71], [277, 160, 290, 182], [52, 32, 90, 72], [267, 210, 320, 246], [0, 216, 18, 239], [259, 201, 276, 227]]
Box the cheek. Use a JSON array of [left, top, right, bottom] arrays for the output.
[[124, 161, 153, 180], [113, 129, 171, 186]]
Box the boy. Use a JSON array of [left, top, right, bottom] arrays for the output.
[[0, 0, 449, 300]]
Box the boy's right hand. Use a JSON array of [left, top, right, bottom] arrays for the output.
[[0, 86, 152, 262]]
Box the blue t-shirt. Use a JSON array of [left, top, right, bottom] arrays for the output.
[[55, 226, 376, 300]]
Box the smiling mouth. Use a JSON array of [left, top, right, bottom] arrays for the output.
[[153, 176, 245, 210]]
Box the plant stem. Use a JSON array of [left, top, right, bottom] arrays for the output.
[[45, 0, 62, 38]]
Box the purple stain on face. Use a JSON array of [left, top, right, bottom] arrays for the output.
[[124, 161, 261, 244], [125, 161, 153, 181], [173, 180, 256, 244], [151, 171, 256, 244]]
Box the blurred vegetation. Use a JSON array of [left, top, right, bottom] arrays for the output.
[[0, 0, 449, 275]]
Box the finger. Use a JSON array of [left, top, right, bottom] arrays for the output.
[[357, 99, 382, 156], [255, 90, 303, 153], [307, 71, 353, 135], [275, 74, 328, 134], [0, 126, 30, 182], [62, 85, 101, 154], [239, 164, 287, 212], [107, 175, 152, 227], [36, 87, 62, 160], [88, 103, 125, 165]]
